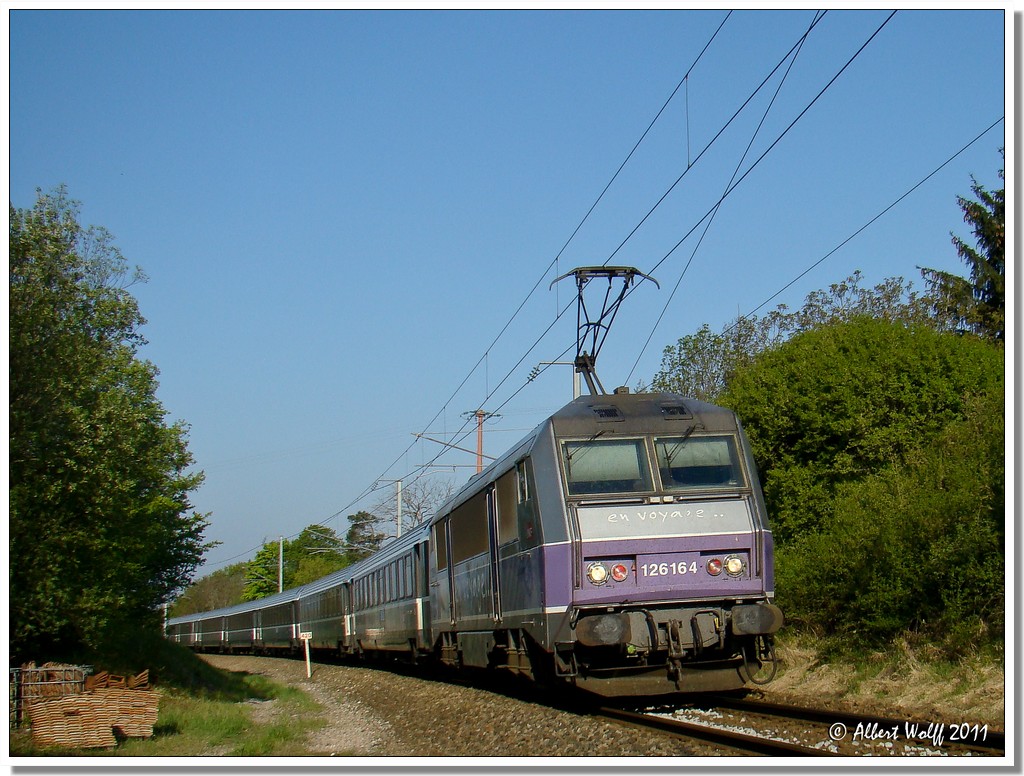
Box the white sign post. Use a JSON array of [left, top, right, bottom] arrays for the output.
[[299, 632, 313, 678]]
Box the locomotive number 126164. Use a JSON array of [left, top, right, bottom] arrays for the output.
[[641, 560, 698, 577]]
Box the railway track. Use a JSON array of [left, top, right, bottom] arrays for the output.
[[599, 698, 1005, 757]]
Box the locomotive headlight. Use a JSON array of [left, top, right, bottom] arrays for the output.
[[707, 558, 723, 576], [611, 563, 629, 582], [725, 555, 745, 576], [587, 563, 609, 585]]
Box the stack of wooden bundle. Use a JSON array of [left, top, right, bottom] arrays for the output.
[[91, 687, 159, 739], [27, 694, 118, 749], [27, 669, 158, 749]]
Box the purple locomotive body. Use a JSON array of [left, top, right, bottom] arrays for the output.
[[167, 389, 781, 697]]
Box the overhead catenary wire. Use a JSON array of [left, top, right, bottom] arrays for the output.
[[641, 11, 897, 283], [722, 116, 1006, 334], [460, 11, 900, 440], [207, 115, 1000, 576], [605, 7, 898, 352], [597, 10, 832, 271], [624, 9, 826, 384], [207, 16, 809, 570]]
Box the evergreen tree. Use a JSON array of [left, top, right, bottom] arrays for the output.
[[344, 511, 386, 563], [921, 154, 1005, 341]]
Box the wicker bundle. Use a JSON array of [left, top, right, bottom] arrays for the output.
[[27, 694, 117, 749], [92, 688, 160, 739], [24, 669, 158, 749]]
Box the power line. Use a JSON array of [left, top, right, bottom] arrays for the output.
[[598, 10, 832, 270], [200, 11, 901, 577], [625, 9, 825, 384], [643, 11, 898, 283], [724, 116, 1005, 333]]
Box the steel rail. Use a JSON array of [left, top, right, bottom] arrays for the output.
[[703, 695, 1005, 754], [598, 706, 839, 756]]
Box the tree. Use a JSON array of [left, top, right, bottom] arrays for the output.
[[343, 511, 387, 564], [240, 524, 349, 600], [373, 476, 454, 537], [169, 563, 247, 617], [651, 316, 781, 402], [241, 542, 283, 601], [10, 187, 210, 660], [921, 155, 1005, 341], [651, 272, 934, 402], [287, 524, 347, 585], [778, 389, 1003, 653]]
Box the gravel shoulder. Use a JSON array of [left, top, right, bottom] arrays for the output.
[[198, 654, 714, 757]]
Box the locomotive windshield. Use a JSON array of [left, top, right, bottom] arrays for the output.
[[654, 435, 745, 491], [562, 438, 653, 495]]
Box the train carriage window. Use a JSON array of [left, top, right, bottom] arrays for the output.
[[561, 438, 653, 495], [450, 491, 488, 562], [495, 469, 518, 545], [655, 435, 746, 491], [516, 457, 540, 547], [432, 521, 448, 570]]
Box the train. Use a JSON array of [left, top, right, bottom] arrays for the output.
[[166, 387, 783, 697]]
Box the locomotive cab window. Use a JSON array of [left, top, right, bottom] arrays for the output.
[[654, 435, 745, 491], [561, 438, 653, 496]]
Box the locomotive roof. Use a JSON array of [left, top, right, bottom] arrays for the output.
[[549, 390, 739, 437]]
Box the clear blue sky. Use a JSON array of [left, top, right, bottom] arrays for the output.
[[10, 9, 1008, 576]]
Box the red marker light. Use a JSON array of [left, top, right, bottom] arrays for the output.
[[707, 558, 723, 576], [611, 564, 629, 582]]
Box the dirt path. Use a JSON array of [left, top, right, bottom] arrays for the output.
[[200, 654, 398, 756]]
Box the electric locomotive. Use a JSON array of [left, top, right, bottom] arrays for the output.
[[427, 386, 781, 696]]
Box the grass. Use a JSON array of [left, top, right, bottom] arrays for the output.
[[10, 650, 330, 757], [769, 629, 1005, 727]]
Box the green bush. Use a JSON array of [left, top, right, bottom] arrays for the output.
[[723, 317, 1003, 544], [776, 390, 1003, 654]]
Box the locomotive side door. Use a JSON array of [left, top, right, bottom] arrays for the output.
[[487, 484, 502, 623], [430, 517, 456, 627]]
